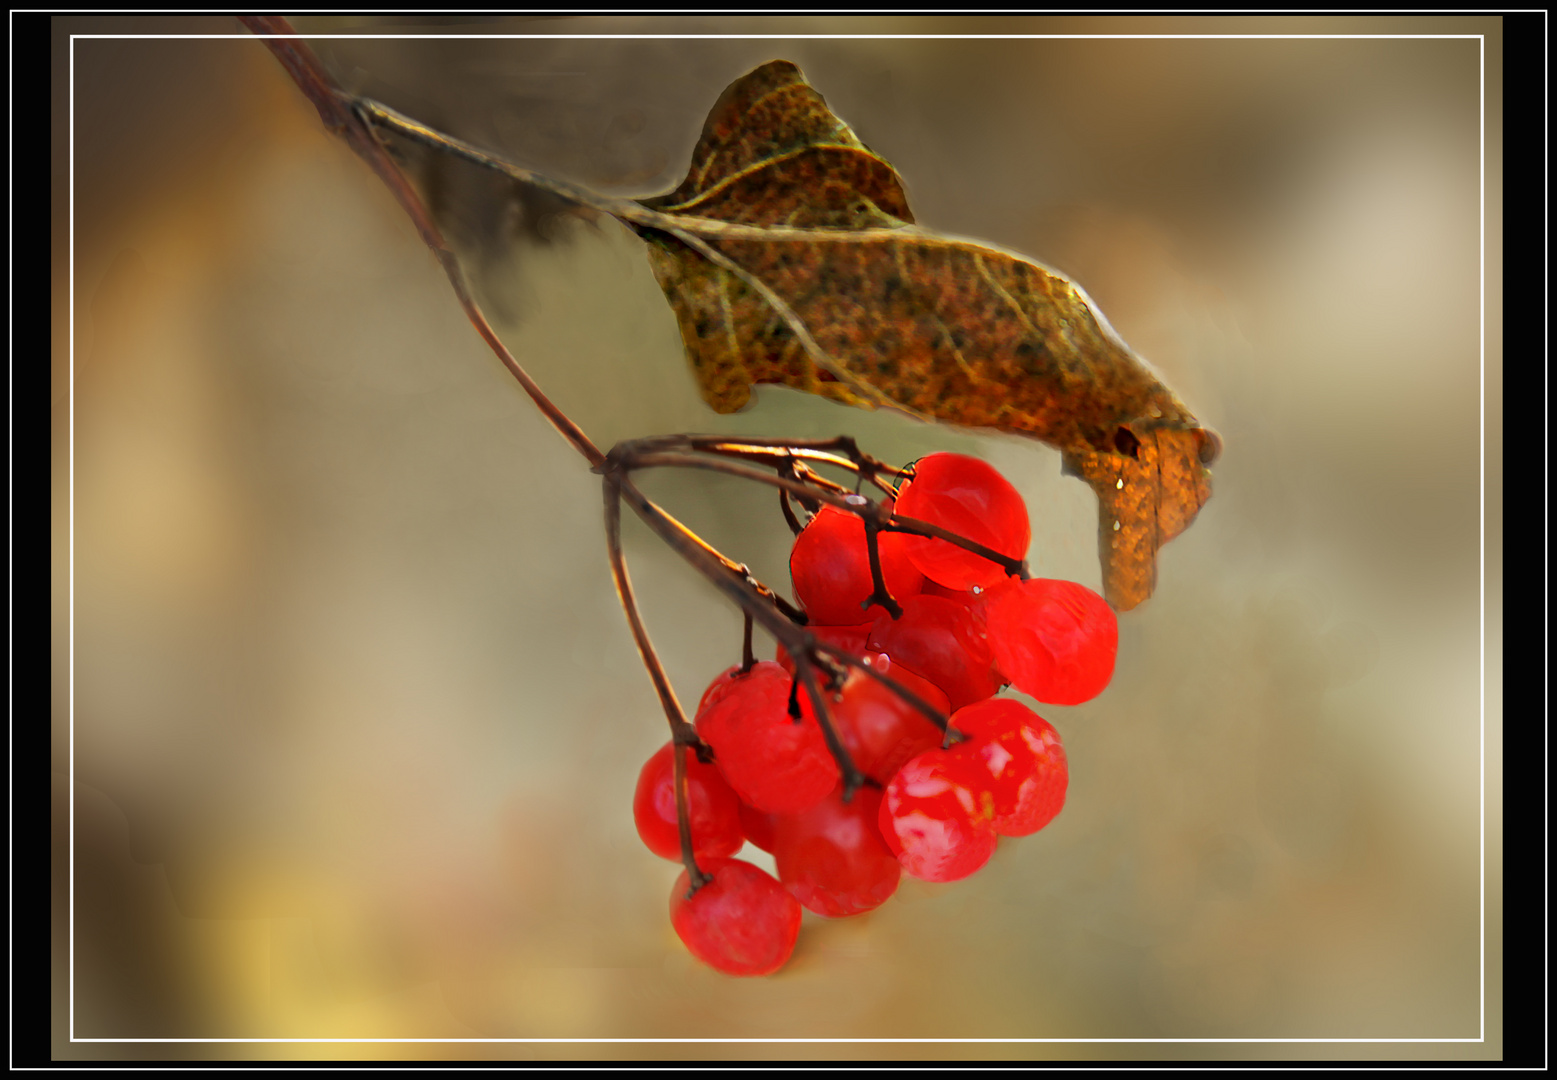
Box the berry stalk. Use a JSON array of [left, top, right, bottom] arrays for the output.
[[237, 18, 607, 471], [603, 479, 710, 892], [605, 468, 869, 795]]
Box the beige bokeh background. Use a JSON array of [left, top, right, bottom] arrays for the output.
[[53, 16, 1500, 1059]]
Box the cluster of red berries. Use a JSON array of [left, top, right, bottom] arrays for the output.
[[632, 452, 1118, 976]]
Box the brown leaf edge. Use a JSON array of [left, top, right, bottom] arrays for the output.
[[633, 60, 1221, 609]]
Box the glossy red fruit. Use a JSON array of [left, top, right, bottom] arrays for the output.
[[737, 800, 778, 854], [773, 784, 901, 917], [917, 582, 1008, 670], [946, 698, 1068, 836], [979, 578, 1117, 705], [828, 659, 949, 785], [694, 661, 839, 814], [633, 741, 746, 861], [893, 453, 1030, 590], [866, 594, 1005, 711], [670, 857, 802, 977], [919, 579, 979, 601], [790, 504, 925, 624], [696, 662, 764, 716], [878, 748, 998, 882]]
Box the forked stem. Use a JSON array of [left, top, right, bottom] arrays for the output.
[[861, 516, 905, 620], [617, 445, 1029, 581], [605, 468, 868, 791]]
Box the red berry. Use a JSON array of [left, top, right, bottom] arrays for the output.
[[790, 504, 924, 624], [893, 453, 1030, 590], [919, 579, 977, 601], [737, 800, 779, 854], [633, 741, 746, 861], [878, 748, 998, 882], [694, 661, 839, 814], [696, 663, 757, 716], [866, 594, 1005, 711], [828, 658, 949, 785], [945, 699, 1068, 836], [979, 578, 1117, 705], [773, 784, 901, 917], [670, 857, 802, 977]]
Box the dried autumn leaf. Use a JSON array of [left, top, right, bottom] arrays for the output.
[[631, 59, 1219, 610]]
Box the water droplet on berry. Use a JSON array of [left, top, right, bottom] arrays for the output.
[[1113, 520, 1121, 531], [1115, 477, 1124, 489]]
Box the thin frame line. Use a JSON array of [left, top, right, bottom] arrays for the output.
[[69, 1037, 1492, 1044], [8, 6, 16, 1070], [68, 26, 78, 1049], [68, 33, 1487, 40], [64, 27, 1494, 1049], [1477, 31, 1486, 1046]]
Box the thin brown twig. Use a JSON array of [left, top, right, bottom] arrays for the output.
[[740, 612, 756, 674], [609, 470, 865, 788], [603, 478, 711, 893], [631, 488, 807, 624], [792, 656, 869, 803], [687, 437, 906, 506], [778, 484, 807, 537], [710, 450, 857, 497], [237, 18, 606, 471], [602, 482, 701, 750]]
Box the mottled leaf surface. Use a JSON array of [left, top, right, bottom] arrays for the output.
[[634, 60, 1219, 609]]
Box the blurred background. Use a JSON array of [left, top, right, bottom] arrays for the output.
[[53, 15, 1500, 1059]]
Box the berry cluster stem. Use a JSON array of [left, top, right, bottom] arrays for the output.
[[861, 516, 905, 620], [740, 612, 756, 674], [620, 445, 1029, 581], [600, 455, 875, 802], [603, 480, 710, 891]]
